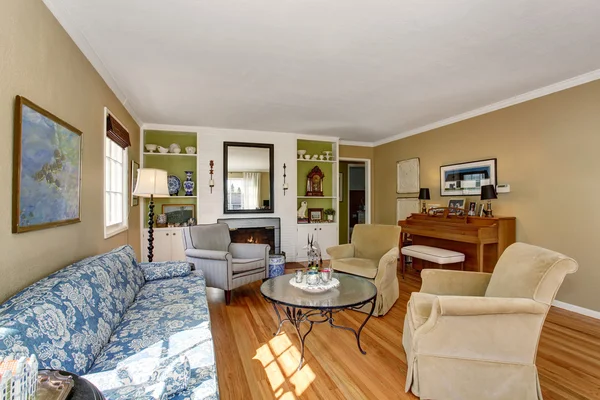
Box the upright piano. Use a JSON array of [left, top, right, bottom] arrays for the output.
[[398, 211, 516, 273]]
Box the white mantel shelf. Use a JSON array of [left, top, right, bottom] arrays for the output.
[[297, 196, 337, 199]]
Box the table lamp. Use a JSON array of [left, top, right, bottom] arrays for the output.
[[418, 188, 431, 214], [480, 184, 497, 218], [133, 168, 170, 261]]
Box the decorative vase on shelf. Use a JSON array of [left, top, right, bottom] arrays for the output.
[[184, 171, 195, 196]]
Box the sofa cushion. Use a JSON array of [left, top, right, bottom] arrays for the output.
[[0, 245, 144, 374], [139, 261, 191, 281], [331, 258, 378, 279], [232, 258, 264, 274], [86, 271, 218, 400]]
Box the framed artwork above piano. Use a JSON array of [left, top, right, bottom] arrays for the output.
[[398, 211, 515, 273]]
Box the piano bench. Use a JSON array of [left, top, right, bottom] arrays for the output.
[[401, 245, 465, 278]]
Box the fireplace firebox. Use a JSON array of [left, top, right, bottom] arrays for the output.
[[217, 217, 281, 254]]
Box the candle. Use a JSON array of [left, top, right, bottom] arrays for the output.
[[209, 179, 214, 186], [283, 183, 289, 189]]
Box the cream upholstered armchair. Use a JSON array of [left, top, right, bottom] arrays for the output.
[[403, 242, 578, 400], [327, 224, 401, 316], [182, 223, 270, 305]]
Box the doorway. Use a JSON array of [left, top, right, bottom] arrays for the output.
[[338, 158, 371, 244]]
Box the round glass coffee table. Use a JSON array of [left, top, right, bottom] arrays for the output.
[[260, 272, 377, 370]]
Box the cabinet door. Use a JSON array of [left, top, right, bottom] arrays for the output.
[[317, 225, 338, 260], [148, 230, 172, 262], [170, 228, 186, 261], [297, 224, 319, 259]]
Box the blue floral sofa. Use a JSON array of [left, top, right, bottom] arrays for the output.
[[0, 245, 218, 399]]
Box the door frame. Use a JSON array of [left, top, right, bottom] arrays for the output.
[[339, 157, 372, 242]]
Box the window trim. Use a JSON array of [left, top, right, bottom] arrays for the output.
[[103, 108, 129, 239]]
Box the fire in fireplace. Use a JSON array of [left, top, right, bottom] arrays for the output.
[[229, 227, 276, 254]]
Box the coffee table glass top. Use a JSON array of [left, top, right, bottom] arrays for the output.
[[260, 273, 377, 309]]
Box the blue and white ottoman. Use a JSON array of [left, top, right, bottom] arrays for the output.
[[268, 255, 286, 278]]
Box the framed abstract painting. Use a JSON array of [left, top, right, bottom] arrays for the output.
[[12, 96, 83, 233], [440, 158, 497, 197], [396, 158, 420, 194]]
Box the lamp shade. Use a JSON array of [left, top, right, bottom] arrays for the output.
[[418, 188, 431, 200], [133, 168, 170, 198], [480, 184, 497, 200]]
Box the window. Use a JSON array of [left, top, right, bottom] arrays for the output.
[[104, 109, 130, 238]]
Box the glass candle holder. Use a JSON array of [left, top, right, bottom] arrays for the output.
[[295, 269, 304, 283], [306, 270, 319, 286]]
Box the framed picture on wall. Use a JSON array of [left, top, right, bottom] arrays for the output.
[[12, 96, 83, 233], [396, 198, 419, 222], [396, 158, 420, 194], [440, 158, 497, 197]]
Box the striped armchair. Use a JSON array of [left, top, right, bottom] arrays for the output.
[[182, 223, 270, 305]]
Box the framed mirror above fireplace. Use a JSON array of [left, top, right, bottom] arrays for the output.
[[223, 142, 274, 214]]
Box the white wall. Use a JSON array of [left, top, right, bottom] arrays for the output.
[[194, 127, 299, 259]]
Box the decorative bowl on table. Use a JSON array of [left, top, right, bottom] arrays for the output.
[[167, 175, 181, 196], [290, 277, 340, 293]]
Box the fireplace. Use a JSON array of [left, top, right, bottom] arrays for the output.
[[217, 217, 281, 255]]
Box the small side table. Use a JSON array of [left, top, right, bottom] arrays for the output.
[[37, 370, 104, 400]]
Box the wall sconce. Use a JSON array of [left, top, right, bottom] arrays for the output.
[[283, 163, 288, 195], [209, 160, 215, 194]]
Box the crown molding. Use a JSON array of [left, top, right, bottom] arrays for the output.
[[372, 68, 600, 147], [339, 140, 375, 147], [43, 0, 143, 127]]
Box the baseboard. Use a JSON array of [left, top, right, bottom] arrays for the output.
[[552, 300, 600, 320]]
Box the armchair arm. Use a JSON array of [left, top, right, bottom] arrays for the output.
[[437, 296, 548, 316], [374, 247, 400, 287], [326, 244, 355, 260], [420, 269, 492, 296], [229, 243, 270, 259], [184, 248, 231, 261]]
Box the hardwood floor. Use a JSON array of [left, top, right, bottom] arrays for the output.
[[207, 266, 600, 399]]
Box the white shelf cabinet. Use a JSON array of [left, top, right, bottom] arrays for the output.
[[142, 228, 186, 262], [296, 224, 338, 261]]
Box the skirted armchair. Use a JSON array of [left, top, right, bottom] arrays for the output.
[[327, 224, 401, 316], [403, 242, 578, 400], [182, 223, 270, 305]]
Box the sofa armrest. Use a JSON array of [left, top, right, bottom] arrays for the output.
[[185, 249, 231, 261], [374, 246, 400, 286], [327, 244, 355, 260], [420, 269, 492, 296], [229, 243, 270, 260], [139, 261, 191, 281], [437, 296, 548, 316]]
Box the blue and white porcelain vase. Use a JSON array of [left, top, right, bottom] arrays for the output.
[[184, 171, 195, 196]]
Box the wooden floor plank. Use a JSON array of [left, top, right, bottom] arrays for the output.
[[208, 266, 600, 399]]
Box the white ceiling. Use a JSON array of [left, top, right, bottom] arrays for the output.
[[47, 0, 600, 143]]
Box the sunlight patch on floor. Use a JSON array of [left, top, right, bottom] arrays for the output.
[[254, 331, 316, 398]]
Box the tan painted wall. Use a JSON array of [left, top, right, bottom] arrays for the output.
[[339, 145, 375, 223], [0, 0, 140, 302], [374, 80, 600, 310]]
